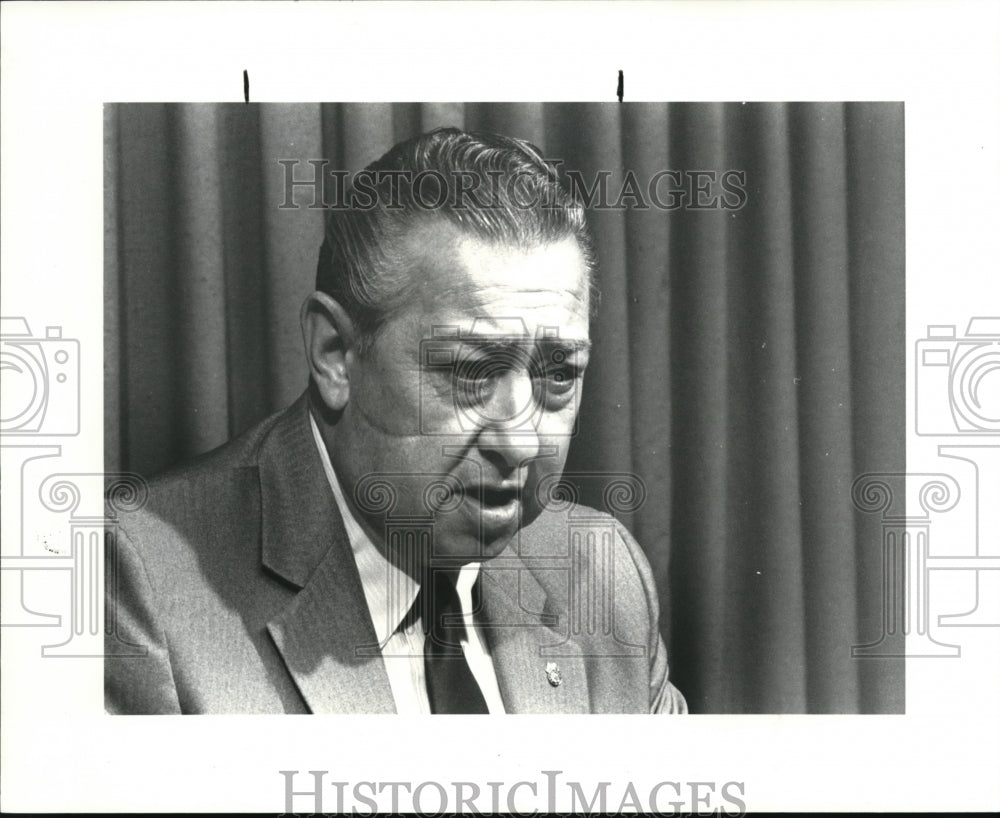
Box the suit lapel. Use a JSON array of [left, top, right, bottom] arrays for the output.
[[480, 551, 591, 713], [259, 396, 396, 713], [265, 554, 396, 714]]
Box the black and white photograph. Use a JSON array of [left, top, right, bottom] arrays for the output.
[[104, 101, 904, 717], [2, 1, 998, 814]]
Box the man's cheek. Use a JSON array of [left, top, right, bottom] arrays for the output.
[[416, 392, 467, 435], [524, 448, 569, 510], [535, 411, 579, 459], [352, 372, 426, 437]]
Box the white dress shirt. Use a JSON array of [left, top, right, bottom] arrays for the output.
[[309, 413, 506, 714]]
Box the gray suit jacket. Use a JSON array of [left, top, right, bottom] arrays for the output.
[[105, 395, 686, 714]]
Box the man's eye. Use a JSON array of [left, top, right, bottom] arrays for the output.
[[452, 361, 500, 402], [537, 363, 583, 408], [542, 367, 577, 391]]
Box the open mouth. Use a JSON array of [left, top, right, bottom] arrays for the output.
[[480, 486, 519, 508]]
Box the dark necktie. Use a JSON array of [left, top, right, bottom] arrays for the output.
[[410, 569, 489, 714]]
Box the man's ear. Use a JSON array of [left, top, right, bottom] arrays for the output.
[[300, 291, 357, 412]]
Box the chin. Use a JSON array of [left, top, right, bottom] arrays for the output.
[[431, 527, 515, 565], [477, 530, 517, 561]]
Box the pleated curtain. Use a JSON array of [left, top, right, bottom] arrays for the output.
[[105, 102, 905, 713]]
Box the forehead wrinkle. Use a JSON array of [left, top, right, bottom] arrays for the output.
[[432, 265, 588, 293], [460, 293, 589, 318], [453, 337, 591, 354], [471, 284, 588, 298]]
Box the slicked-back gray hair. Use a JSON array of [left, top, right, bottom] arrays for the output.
[[316, 127, 597, 355]]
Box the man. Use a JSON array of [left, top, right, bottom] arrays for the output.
[[105, 128, 686, 714]]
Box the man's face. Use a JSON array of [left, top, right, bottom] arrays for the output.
[[331, 219, 591, 565]]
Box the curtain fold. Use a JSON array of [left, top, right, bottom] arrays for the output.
[[665, 102, 735, 711], [845, 103, 906, 715], [790, 102, 861, 712], [105, 101, 905, 714]]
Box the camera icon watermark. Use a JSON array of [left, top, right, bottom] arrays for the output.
[[915, 317, 1000, 436], [418, 318, 583, 438], [857, 316, 1000, 659], [0, 316, 80, 437], [905, 315, 1000, 644]]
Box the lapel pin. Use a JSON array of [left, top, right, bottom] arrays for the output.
[[545, 662, 563, 687]]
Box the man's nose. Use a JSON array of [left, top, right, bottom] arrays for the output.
[[475, 370, 541, 468]]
